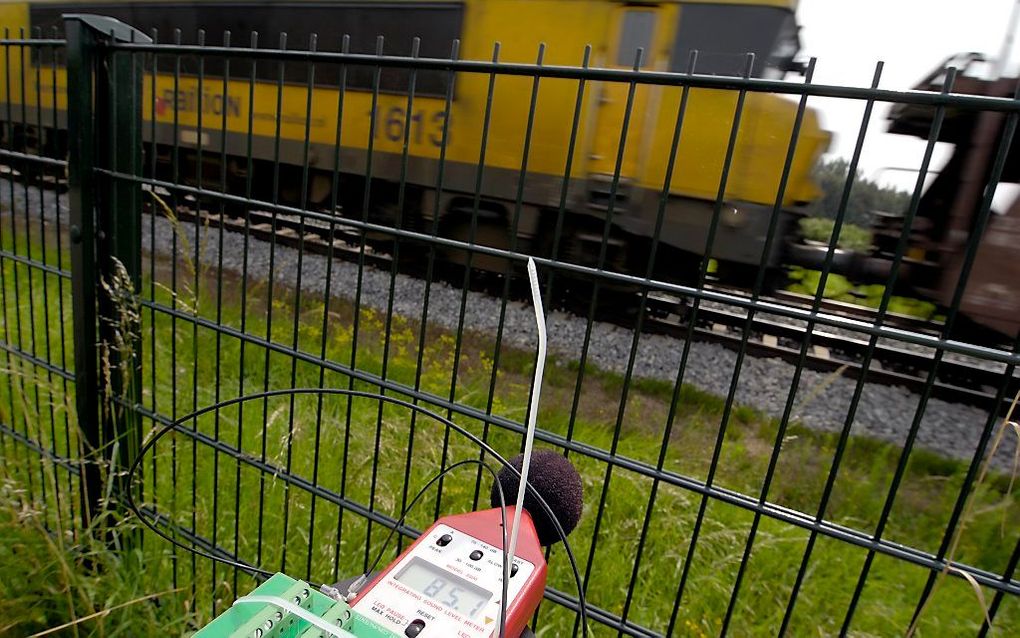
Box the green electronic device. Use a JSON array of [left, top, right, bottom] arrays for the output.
[[193, 573, 398, 638]]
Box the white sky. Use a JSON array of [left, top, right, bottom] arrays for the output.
[[796, 0, 1019, 192]]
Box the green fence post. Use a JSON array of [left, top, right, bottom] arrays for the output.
[[65, 14, 150, 536]]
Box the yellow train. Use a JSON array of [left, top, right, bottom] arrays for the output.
[[0, 0, 829, 287]]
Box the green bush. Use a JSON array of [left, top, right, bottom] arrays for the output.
[[799, 217, 873, 251], [786, 267, 938, 319], [786, 266, 855, 299]]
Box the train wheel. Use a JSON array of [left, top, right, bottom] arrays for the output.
[[535, 218, 640, 318], [716, 261, 785, 293], [440, 214, 513, 275]]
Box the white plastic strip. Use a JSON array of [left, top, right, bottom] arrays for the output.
[[506, 258, 547, 567], [232, 595, 355, 637]]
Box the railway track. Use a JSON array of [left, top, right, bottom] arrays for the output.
[[642, 298, 1016, 413], [166, 202, 1018, 415], [4, 167, 1016, 416]]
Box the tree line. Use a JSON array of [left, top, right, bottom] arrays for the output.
[[805, 157, 912, 225]]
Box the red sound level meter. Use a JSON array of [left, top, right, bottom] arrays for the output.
[[349, 506, 546, 638]]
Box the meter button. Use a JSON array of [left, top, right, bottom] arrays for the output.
[[436, 534, 452, 547], [405, 619, 426, 637], [469, 550, 484, 561], [511, 563, 519, 577]]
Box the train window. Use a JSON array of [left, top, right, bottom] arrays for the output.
[[616, 10, 656, 67], [30, 2, 464, 96], [669, 3, 799, 78]]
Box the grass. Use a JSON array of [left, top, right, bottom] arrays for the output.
[[0, 211, 1018, 636], [0, 478, 196, 637]]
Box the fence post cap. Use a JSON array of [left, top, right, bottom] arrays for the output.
[[61, 13, 153, 44]]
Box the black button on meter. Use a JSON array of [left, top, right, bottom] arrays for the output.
[[436, 533, 452, 547], [405, 619, 426, 637], [469, 549, 484, 561]]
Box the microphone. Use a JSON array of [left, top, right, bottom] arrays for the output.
[[490, 450, 584, 547]]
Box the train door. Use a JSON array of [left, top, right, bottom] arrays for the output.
[[585, 4, 667, 193]]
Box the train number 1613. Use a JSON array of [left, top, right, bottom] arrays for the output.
[[367, 106, 448, 147]]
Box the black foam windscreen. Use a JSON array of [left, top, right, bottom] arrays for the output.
[[490, 450, 583, 546]]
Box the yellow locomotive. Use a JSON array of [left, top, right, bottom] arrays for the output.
[[0, 0, 829, 287]]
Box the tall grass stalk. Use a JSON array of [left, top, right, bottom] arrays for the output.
[[908, 388, 1020, 636]]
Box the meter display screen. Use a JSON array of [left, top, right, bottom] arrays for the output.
[[395, 557, 492, 618]]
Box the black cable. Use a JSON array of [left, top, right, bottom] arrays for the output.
[[123, 448, 311, 585], [124, 388, 589, 636], [126, 501, 291, 583], [358, 459, 509, 638]]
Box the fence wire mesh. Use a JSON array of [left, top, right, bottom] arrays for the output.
[[0, 12, 1019, 637]]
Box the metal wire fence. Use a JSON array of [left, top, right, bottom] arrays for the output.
[[1, 13, 1019, 636]]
